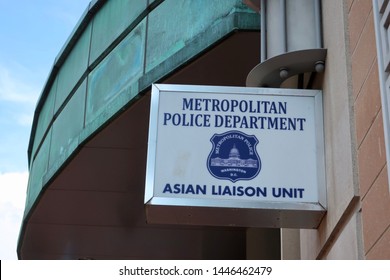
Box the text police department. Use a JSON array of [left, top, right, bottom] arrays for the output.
[[162, 97, 307, 130]]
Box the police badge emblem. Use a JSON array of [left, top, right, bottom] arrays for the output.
[[207, 130, 261, 182]]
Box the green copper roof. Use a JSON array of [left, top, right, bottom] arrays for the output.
[[24, 0, 259, 219]]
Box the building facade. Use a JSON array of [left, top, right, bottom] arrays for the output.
[[18, 0, 390, 259]]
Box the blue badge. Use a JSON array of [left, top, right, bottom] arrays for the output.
[[207, 130, 261, 182]]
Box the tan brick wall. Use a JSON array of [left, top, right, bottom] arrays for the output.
[[300, 0, 361, 259], [348, 0, 390, 259]]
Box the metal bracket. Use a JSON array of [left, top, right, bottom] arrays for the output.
[[246, 48, 327, 88]]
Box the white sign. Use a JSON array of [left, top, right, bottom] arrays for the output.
[[145, 84, 326, 228]]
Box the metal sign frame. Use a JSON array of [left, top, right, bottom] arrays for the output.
[[145, 84, 326, 229]]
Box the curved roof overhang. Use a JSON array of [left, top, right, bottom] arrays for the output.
[[18, 31, 262, 259]]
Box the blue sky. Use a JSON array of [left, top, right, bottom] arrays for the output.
[[0, 0, 91, 260]]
